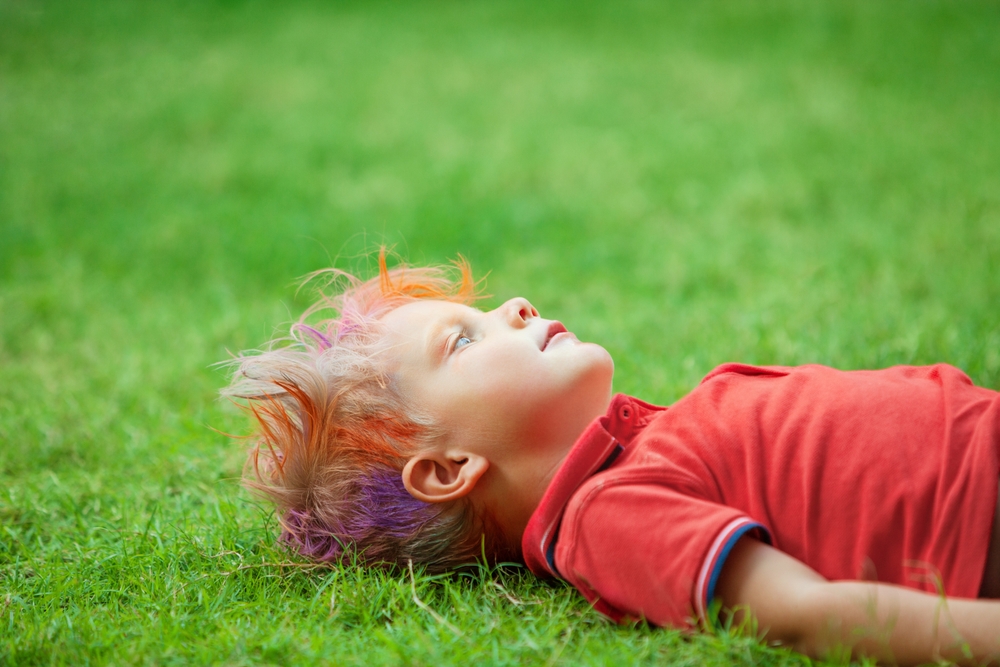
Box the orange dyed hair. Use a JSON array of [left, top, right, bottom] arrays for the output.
[[224, 250, 509, 570]]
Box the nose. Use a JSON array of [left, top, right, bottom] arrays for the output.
[[498, 297, 538, 328]]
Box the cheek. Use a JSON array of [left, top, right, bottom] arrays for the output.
[[460, 348, 547, 406], [488, 352, 582, 407], [417, 352, 532, 422], [474, 356, 539, 401], [451, 343, 612, 421]]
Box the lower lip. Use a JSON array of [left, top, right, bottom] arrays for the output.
[[545, 331, 576, 350]]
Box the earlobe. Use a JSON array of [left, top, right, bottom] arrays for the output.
[[402, 452, 489, 503]]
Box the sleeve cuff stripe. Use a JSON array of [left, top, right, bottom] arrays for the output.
[[695, 517, 769, 621]]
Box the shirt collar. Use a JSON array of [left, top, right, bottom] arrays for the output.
[[521, 393, 664, 578]]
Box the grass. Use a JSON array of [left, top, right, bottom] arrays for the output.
[[1, 0, 998, 663]]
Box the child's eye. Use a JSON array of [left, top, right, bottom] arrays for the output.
[[454, 335, 472, 350]]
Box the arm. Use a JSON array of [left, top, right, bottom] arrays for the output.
[[715, 538, 1000, 665]]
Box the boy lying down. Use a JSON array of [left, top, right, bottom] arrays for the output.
[[224, 254, 1000, 665]]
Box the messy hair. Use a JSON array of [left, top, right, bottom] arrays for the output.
[[223, 251, 510, 572]]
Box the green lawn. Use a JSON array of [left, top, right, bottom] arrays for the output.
[[2, 0, 998, 664]]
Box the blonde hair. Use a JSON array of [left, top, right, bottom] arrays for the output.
[[223, 251, 510, 571]]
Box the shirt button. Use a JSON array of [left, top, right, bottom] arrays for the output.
[[618, 404, 632, 420]]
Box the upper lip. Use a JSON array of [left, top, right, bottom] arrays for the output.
[[542, 321, 567, 350]]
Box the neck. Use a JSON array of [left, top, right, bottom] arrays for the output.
[[471, 390, 614, 558], [475, 427, 596, 557]]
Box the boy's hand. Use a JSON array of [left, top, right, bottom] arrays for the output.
[[716, 537, 1000, 665]]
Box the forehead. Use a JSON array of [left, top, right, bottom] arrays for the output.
[[380, 299, 474, 331]]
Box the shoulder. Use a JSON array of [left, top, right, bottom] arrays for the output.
[[700, 361, 977, 387], [554, 478, 768, 628], [700, 363, 794, 384]]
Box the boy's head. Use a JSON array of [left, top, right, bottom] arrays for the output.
[[225, 252, 613, 571]]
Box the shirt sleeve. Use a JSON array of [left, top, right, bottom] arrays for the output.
[[554, 481, 770, 628]]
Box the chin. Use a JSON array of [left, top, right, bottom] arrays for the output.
[[583, 343, 615, 385], [575, 353, 615, 412]]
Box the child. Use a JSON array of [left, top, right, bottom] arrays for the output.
[[225, 253, 1000, 665]]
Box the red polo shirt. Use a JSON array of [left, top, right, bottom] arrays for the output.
[[522, 364, 1000, 628]]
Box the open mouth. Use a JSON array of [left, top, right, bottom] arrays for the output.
[[542, 322, 568, 350]]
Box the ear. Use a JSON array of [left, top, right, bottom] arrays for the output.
[[401, 451, 489, 504]]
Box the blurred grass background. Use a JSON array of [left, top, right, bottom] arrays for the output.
[[1, 0, 998, 664]]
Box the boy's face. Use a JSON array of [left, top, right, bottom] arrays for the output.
[[381, 297, 614, 462]]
